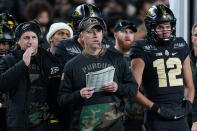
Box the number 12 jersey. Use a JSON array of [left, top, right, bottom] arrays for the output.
[[130, 37, 189, 104]]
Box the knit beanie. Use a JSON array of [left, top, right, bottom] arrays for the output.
[[46, 22, 73, 43], [15, 22, 42, 41]]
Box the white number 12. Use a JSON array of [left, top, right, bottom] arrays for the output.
[[153, 58, 183, 87]]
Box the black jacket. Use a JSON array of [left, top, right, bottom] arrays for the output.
[[0, 46, 61, 130], [58, 48, 138, 131]]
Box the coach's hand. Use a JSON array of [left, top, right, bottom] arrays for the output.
[[101, 81, 118, 93], [80, 87, 95, 99], [23, 47, 35, 66]]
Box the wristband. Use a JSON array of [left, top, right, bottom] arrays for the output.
[[151, 103, 160, 113]]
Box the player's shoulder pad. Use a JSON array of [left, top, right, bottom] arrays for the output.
[[132, 39, 147, 48], [173, 37, 188, 49], [67, 52, 82, 64], [55, 37, 75, 48], [107, 48, 124, 57], [132, 38, 157, 52]]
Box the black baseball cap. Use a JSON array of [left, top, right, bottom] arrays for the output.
[[114, 20, 137, 32]]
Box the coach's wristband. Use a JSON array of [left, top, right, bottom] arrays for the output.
[[151, 103, 160, 113]]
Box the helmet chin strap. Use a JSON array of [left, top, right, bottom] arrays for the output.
[[152, 30, 174, 45], [154, 37, 171, 45], [162, 38, 170, 42]]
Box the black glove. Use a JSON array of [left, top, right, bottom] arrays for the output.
[[182, 100, 192, 115], [151, 102, 188, 120], [151, 103, 160, 114], [159, 104, 185, 120]]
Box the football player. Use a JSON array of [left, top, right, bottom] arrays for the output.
[[130, 4, 194, 131]]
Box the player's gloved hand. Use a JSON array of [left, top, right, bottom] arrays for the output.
[[159, 104, 185, 120], [182, 100, 192, 115], [151, 102, 187, 120], [151, 103, 179, 120], [151, 103, 160, 114]]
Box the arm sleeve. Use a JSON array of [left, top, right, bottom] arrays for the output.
[[115, 57, 138, 98], [0, 59, 28, 92], [192, 62, 197, 122], [58, 63, 84, 106]]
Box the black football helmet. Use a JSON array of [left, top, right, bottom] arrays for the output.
[[71, 4, 104, 31], [145, 4, 176, 44], [0, 13, 17, 44]]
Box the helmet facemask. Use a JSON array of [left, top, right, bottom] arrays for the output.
[[145, 4, 176, 44]]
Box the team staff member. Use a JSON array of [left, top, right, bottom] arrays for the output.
[[130, 4, 194, 131], [0, 22, 61, 131], [113, 20, 145, 131], [58, 17, 138, 131], [53, 4, 105, 130]]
